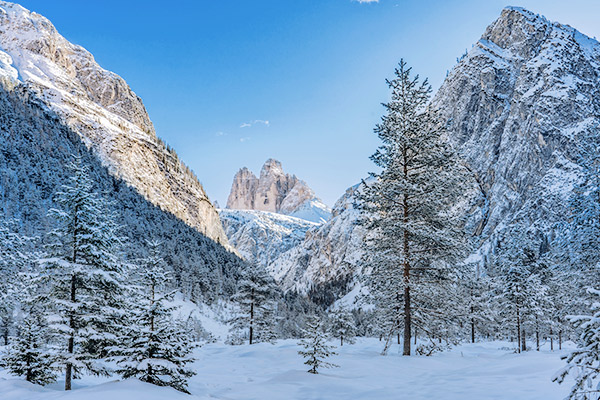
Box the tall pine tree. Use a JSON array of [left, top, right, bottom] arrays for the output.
[[358, 60, 469, 356]]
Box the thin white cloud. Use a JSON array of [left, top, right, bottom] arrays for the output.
[[354, 0, 379, 3], [240, 119, 270, 128], [215, 131, 227, 137], [240, 137, 251, 143]]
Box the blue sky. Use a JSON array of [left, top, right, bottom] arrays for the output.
[[15, 0, 600, 206]]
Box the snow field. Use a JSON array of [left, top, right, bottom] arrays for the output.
[[0, 339, 575, 400]]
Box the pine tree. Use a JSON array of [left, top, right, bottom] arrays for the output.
[[329, 307, 356, 346], [554, 288, 600, 399], [230, 263, 278, 345], [1, 272, 56, 385], [42, 157, 126, 390], [0, 214, 29, 345], [358, 60, 470, 356], [492, 227, 548, 353], [298, 316, 338, 374], [113, 240, 196, 393]]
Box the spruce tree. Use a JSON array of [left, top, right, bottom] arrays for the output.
[[42, 157, 126, 390], [113, 240, 196, 393], [0, 214, 29, 345], [554, 288, 600, 399], [230, 263, 278, 345], [358, 60, 469, 356], [492, 227, 548, 353], [1, 272, 56, 385], [298, 316, 338, 374], [329, 307, 356, 346]]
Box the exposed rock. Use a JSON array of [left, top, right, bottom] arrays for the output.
[[226, 159, 331, 223], [263, 6, 600, 294], [0, 1, 229, 245]]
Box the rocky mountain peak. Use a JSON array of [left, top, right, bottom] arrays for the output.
[[260, 158, 286, 178], [226, 159, 331, 223]]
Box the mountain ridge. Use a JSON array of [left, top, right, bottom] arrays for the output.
[[0, 0, 229, 246]]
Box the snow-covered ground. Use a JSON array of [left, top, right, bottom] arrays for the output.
[[0, 339, 575, 400]]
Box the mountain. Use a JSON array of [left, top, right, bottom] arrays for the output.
[[226, 159, 331, 223], [267, 183, 366, 298], [0, 1, 228, 245], [218, 209, 319, 267], [431, 6, 599, 267], [0, 2, 247, 309], [244, 7, 600, 301]]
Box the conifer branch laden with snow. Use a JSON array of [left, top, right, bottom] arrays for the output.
[[112, 240, 197, 394], [230, 263, 279, 345], [554, 288, 600, 399], [298, 316, 338, 374], [329, 307, 356, 346], [358, 59, 471, 356], [41, 156, 128, 390]]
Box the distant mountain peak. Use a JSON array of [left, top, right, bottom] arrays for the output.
[[226, 159, 331, 223]]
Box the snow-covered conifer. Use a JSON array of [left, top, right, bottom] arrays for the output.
[[114, 240, 196, 393], [1, 272, 56, 385], [298, 316, 338, 374], [0, 214, 29, 345], [42, 157, 127, 390], [329, 307, 356, 346], [554, 288, 600, 399], [230, 263, 278, 344], [358, 60, 470, 356]]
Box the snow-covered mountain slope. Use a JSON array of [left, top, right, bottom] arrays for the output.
[[268, 184, 366, 294], [218, 209, 319, 267], [258, 7, 600, 298], [432, 6, 600, 267], [0, 1, 228, 245], [226, 159, 331, 224]]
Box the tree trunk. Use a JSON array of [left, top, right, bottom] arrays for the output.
[[535, 316, 539, 351], [402, 149, 411, 357], [521, 328, 526, 352], [65, 273, 76, 391], [249, 287, 255, 345], [516, 304, 521, 354], [403, 284, 411, 356], [550, 327, 554, 351], [66, 207, 79, 391], [471, 316, 475, 344], [559, 330, 562, 350], [414, 326, 417, 345]]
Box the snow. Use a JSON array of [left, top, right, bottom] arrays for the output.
[[0, 339, 576, 399]]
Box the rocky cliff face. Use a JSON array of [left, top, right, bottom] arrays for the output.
[[0, 1, 228, 245], [432, 6, 599, 266], [226, 159, 331, 223], [267, 183, 366, 294], [254, 7, 600, 296]]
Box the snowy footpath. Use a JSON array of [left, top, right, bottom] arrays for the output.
[[0, 339, 574, 400]]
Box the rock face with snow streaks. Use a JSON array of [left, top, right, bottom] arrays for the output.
[[0, 1, 228, 245], [226, 159, 331, 223]]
